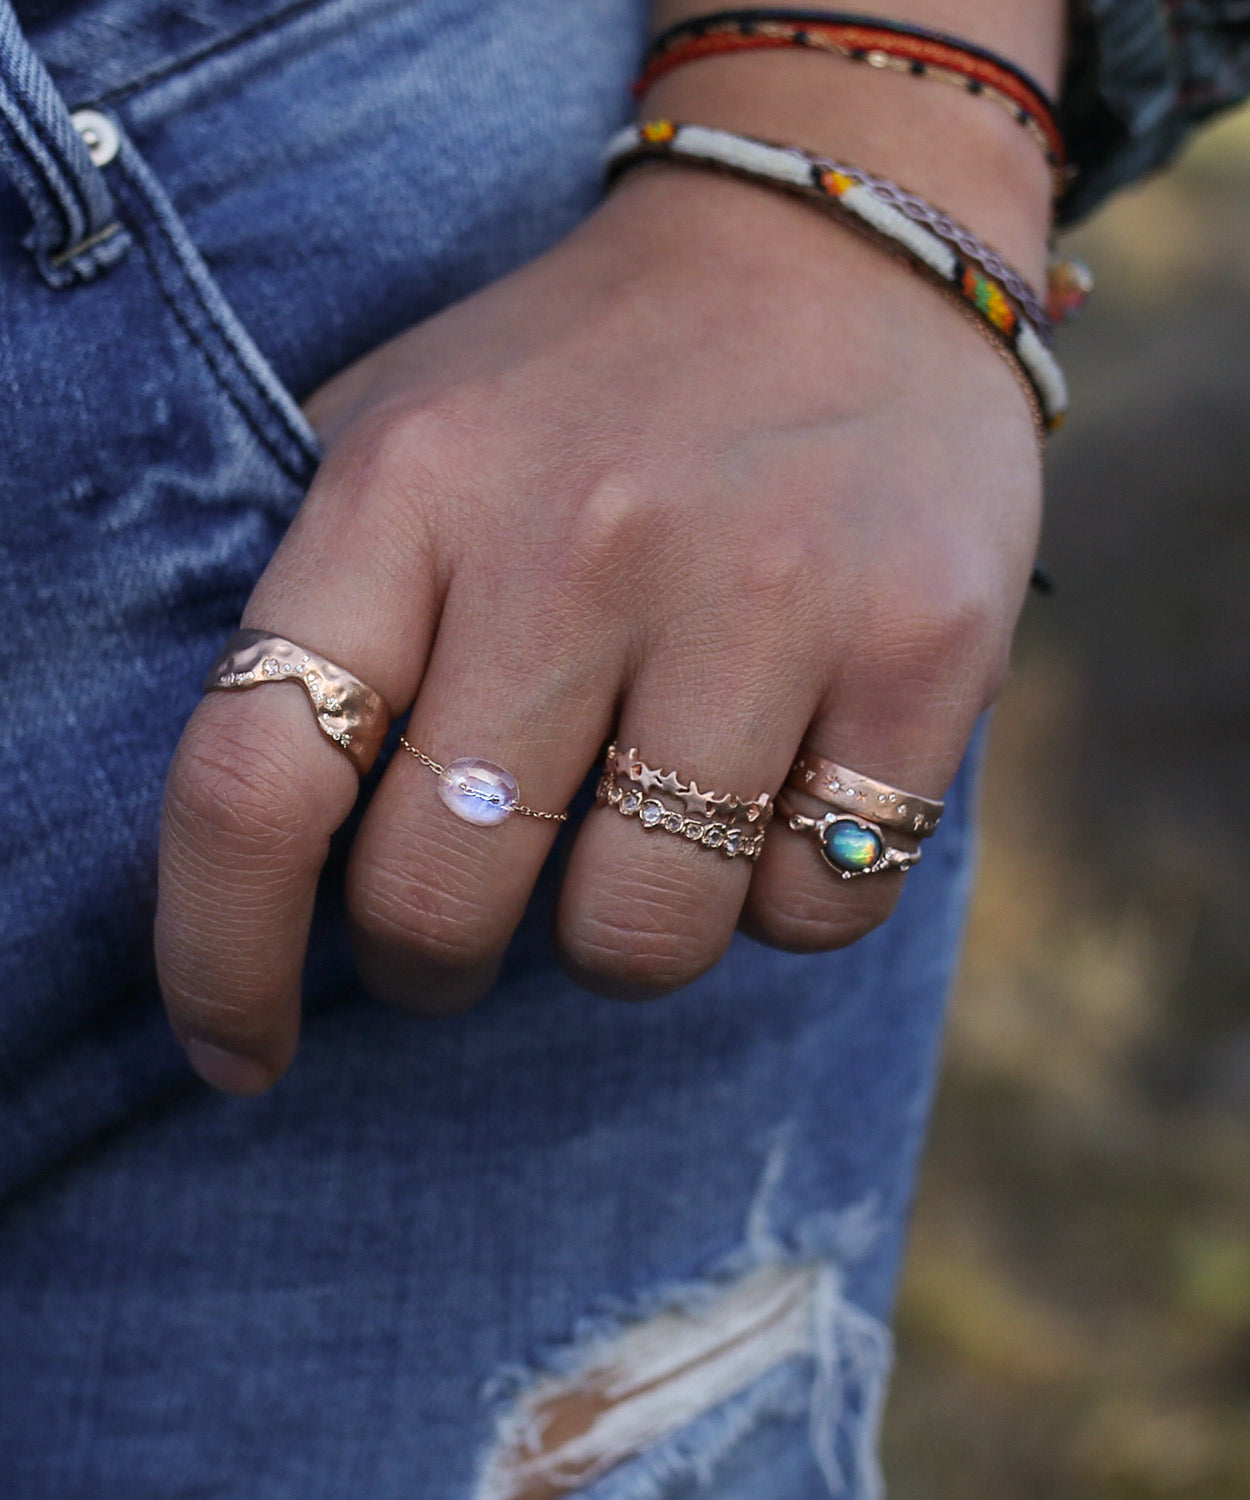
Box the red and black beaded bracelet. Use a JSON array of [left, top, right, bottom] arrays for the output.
[[636, 9, 1068, 194]]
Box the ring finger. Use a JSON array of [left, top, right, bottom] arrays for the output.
[[743, 664, 989, 954]]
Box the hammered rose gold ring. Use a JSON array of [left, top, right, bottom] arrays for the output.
[[203, 629, 390, 775]]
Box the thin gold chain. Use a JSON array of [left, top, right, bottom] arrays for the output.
[[397, 736, 568, 821], [398, 736, 444, 775]]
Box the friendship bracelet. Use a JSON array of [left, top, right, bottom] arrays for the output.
[[637, 9, 1066, 193], [795, 151, 1053, 338], [605, 121, 1068, 431]]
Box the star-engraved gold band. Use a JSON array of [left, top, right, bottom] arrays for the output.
[[595, 743, 769, 860], [203, 630, 390, 776], [786, 749, 944, 838], [610, 745, 773, 826]]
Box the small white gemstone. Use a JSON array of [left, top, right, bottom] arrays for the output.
[[621, 789, 643, 814], [281, 662, 294, 674], [663, 812, 684, 833], [724, 829, 743, 855], [682, 820, 703, 840], [639, 799, 664, 828], [607, 784, 624, 807], [241, 670, 255, 681], [262, 658, 281, 677], [438, 758, 518, 826], [325, 698, 342, 715], [702, 825, 725, 849]]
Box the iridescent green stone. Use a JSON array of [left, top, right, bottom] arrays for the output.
[[821, 819, 883, 874]]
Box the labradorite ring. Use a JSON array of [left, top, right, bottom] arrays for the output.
[[775, 797, 922, 880]]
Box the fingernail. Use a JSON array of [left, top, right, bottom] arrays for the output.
[[184, 1039, 275, 1096]]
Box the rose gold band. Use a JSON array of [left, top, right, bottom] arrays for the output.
[[786, 749, 944, 838], [203, 630, 390, 775], [595, 743, 771, 860], [609, 745, 773, 826]]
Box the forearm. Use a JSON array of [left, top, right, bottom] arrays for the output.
[[642, 1, 1067, 287]]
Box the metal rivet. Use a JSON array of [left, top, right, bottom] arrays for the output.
[[70, 109, 120, 168]]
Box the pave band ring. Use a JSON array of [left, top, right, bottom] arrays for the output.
[[786, 749, 944, 838], [204, 630, 390, 775], [775, 795, 922, 879], [595, 744, 769, 861], [398, 738, 569, 825], [609, 745, 773, 826]]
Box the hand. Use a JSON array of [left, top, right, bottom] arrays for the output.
[[155, 166, 1042, 1094]]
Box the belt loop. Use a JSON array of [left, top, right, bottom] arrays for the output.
[[0, 0, 130, 287]]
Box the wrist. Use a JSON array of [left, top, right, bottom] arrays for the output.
[[639, 6, 1066, 290]]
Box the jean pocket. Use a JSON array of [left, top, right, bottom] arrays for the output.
[[0, 109, 326, 1080], [104, 113, 322, 488]]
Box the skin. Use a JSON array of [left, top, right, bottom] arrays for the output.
[[156, 2, 1065, 1095]]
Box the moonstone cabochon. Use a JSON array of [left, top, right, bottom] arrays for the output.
[[437, 759, 519, 826]]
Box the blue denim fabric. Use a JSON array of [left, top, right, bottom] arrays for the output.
[[0, 4, 979, 1496], [0, 0, 130, 284]]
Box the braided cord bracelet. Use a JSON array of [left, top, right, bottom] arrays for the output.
[[605, 121, 1067, 432], [637, 9, 1067, 193]]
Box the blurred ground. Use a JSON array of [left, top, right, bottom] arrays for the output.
[[883, 107, 1250, 1498]]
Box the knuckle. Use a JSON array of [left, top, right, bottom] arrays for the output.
[[562, 875, 728, 997], [563, 478, 678, 586], [977, 643, 1013, 710], [348, 856, 505, 972], [847, 583, 1002, 707], [722, 531, 812, 614], [317, 397, 470, 550], [165, 712, 324, 860], [748, 879, 901, 953]]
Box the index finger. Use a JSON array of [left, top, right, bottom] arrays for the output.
[[155, 440, 436, 1092]]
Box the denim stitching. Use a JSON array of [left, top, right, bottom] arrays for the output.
[[112, 149, 317, 485], [81, 0, 364, 110]]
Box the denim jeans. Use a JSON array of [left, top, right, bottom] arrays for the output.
[[0, 3, 979, 1496]]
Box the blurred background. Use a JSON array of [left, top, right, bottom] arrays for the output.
[[883, 106, 1250, 1498]]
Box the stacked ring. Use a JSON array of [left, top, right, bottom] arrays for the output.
[[787, 749, 943, 836], [595, 744, 770, 860], [779, 749, 944, 879]]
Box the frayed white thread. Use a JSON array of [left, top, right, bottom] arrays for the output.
[[745, 1124, 792, 1260], [810, 1264, 893, 1500]]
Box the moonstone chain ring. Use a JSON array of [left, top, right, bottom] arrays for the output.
[[204, 630, 390, 776], [398, 739, 569, 826]]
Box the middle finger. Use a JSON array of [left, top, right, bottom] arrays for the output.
[[346, 568, 625, 1011], [557, 613, 817, 999]]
